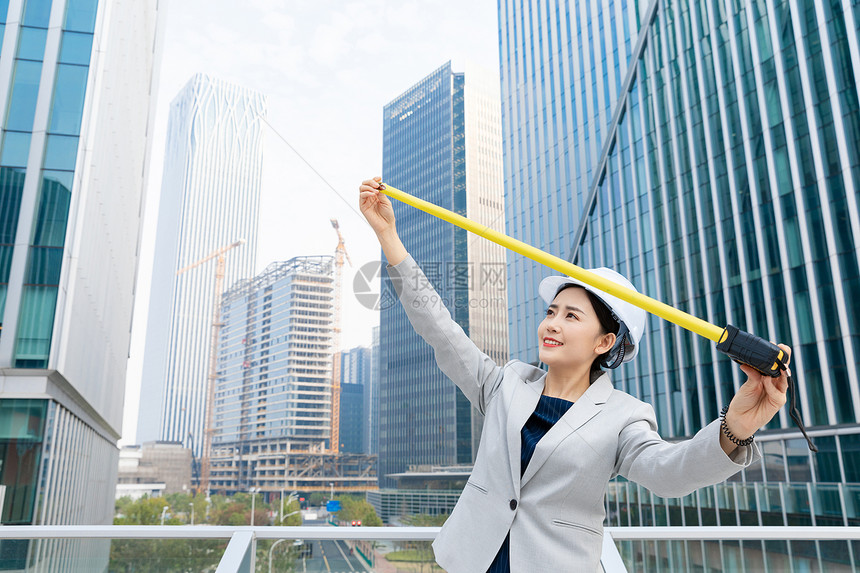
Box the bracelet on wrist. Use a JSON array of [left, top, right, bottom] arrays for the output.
[[720, 405, 755, 447]]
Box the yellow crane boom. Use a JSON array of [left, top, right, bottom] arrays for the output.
[[177, 238, 245, 496], [330, 219, 351, 454]]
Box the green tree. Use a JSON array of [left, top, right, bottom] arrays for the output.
[[308, 492, 326, 507], [206, 492, 272, 526], [115, 495, 135, 519], [210, 501, 251, 526], [207, 494, 233, 520], [164, 491, 191, 508], [254, 539, 297, 573], [402, 513, 449, 527], [334, 495, 383, 526], [109, 495, 224, 572], [277, 499, 303, 526], [160, 491, 209, 524], [114, 495, 170, 525], [108, 492, 299, 572]]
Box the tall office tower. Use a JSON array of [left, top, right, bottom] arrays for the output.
[[210, 256, 334, 492], [0, 0, 160, 565], [340, 345, 371, 454], [380, 61, 508, 487], [138, 74, 266, 456], [499, 0, 638, 361], [367, 326, 380, 455], [500, 0, 860, 555]]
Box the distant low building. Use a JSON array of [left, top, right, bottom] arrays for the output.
[[366, 465, 472, 523], [116, 442, 192, 499]]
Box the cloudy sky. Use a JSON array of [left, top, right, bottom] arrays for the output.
[[122, 0, 501, 443]]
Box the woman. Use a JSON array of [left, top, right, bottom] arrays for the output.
[[359, 176, 789, 572]]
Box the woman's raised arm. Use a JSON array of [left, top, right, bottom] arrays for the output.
[[359, 176, 505, 413]]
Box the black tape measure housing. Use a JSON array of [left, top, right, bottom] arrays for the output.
[[716, 325, 784, 377]]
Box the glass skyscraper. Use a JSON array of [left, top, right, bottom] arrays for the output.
[[499, 0, 639, 363], [0, 0, 160, 567], [340, 345, 371, 454], [499, 0, 860, 562], [339, 381, 364, 454], [380, 61, 509, 487], [138, 74, 266, 456]]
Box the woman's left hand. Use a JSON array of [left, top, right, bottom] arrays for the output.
[[723, 344, 790, 446]]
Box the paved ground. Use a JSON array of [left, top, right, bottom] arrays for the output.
[[297, 538, 367, 573], [284, 518, 369, 573]]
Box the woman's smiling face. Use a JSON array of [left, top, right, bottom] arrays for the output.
[[538, 286, 615, 370]]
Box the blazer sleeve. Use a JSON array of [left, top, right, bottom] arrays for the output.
[[386, 254, 504, 414], [613, 401, 760, 498]]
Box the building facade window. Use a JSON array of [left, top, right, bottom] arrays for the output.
[[0, 399, 47, 525]]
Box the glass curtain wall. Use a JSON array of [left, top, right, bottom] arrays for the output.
[[13, 0, 98, 367], [568, 0, 860, 558]]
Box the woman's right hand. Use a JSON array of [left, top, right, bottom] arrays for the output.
[[359, 176, 396, 236]]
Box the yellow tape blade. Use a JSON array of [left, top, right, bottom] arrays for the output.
[[379, 183, 724, 343]]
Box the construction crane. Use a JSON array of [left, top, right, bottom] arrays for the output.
[[329, 219, 351, 454], [176, 238, 245, 496]]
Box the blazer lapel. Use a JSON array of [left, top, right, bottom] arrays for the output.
[[519, 375, 614, 487], [506, 374, 545, 496]]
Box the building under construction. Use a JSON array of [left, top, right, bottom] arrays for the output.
[[210, 446, 376, 496], [209, 256, 377, 497]]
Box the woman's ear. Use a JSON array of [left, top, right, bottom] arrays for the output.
[[595, 332, 616, 354]]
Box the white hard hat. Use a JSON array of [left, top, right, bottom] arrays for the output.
[[538, 268, 646, 367]]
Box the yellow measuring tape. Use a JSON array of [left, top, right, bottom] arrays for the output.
[[376, 182, 826, 451], [378, 182, 787, 377], [380, 183, 723, 341]]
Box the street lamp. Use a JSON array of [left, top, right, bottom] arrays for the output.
[[189, 502, 195, 526], [160, 506, 169, 526], [329, 482, 334, 501], [280, 490, 299, 524], [249, 487, 257, 526], [267, 511, 306, 573], [267, 539, 290, 573], [280, 510, 301, 522]]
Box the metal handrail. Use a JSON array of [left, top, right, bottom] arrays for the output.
[[3, 525, 857, 573], [0, 524, 440, 540], [2, 524, 856, 540], [606, 525, 860, 540]]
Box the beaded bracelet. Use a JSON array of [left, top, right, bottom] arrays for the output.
[[720, 405, 755, 447]]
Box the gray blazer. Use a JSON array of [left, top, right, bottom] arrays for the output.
[[387, 255, 760, 573]]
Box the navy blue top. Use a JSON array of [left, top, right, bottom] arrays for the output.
[[486, 394, 575, 573]]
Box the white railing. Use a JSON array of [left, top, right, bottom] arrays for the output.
[[1, 525, 858, 572], [0, 524, 441, 540], [605, 525, 860, 540]]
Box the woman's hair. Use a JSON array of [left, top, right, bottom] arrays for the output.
[[555, 285, 619, 379]]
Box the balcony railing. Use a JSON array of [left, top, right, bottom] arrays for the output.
[[1, 525, 859, 572]]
